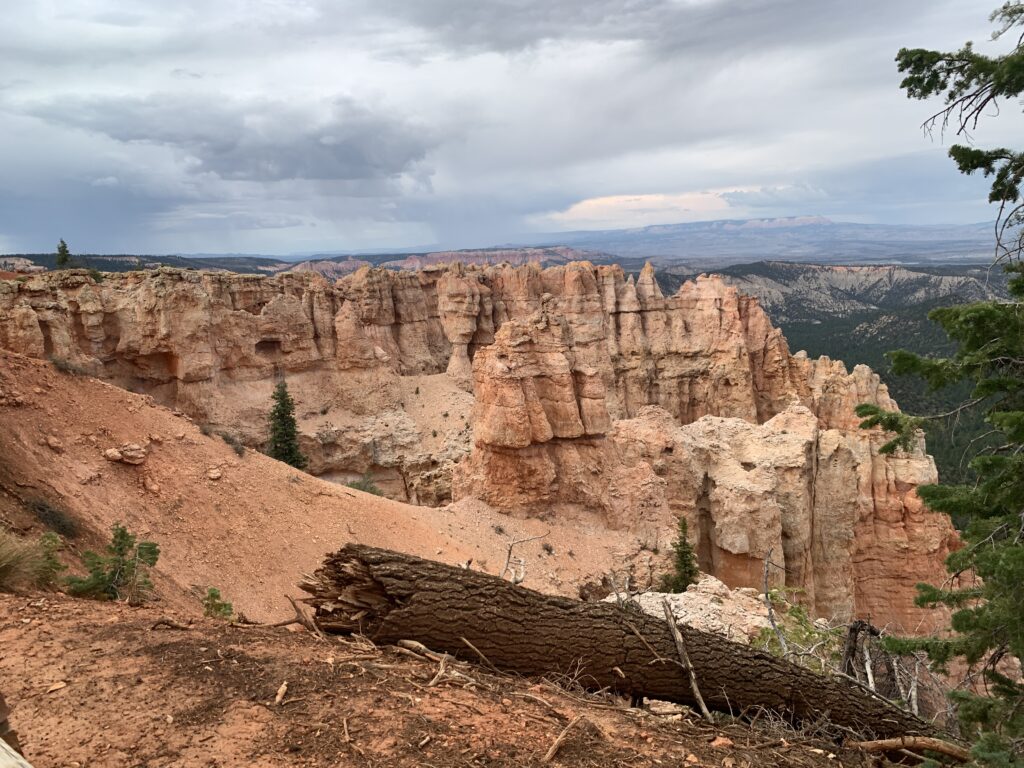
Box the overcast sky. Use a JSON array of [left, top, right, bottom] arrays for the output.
[[1, 0, 1020, 255]]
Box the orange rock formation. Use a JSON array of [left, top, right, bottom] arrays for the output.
[[0, 262, 959, 631]]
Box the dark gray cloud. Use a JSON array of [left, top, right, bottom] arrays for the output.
[[27, 94, 435, 183], [368, 0, 916, 53], [0, 0, 1018, 254]]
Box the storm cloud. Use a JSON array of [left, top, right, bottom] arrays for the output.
[[0, 0, 1019, 254]]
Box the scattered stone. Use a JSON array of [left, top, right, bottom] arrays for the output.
[[119, 444, 148, 465], [103, 443, 147, 465], [207, 468, 222, 481], [45, 435, 64, 452], [77, 469, 101, 485]]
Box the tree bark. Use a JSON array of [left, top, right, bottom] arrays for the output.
[[851, 737, 972, 762], [299, 544, 940, 740]]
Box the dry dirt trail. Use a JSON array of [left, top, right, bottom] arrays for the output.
[[0, 593, 878, 768]]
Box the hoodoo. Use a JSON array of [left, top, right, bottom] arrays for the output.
[[0, 262, 959, 632]]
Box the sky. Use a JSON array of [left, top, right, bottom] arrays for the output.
[[1, 0, 1021, 255]]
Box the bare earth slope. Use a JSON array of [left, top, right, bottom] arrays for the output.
[[0, 593, 876, 768], [0, 350, 651, 621]]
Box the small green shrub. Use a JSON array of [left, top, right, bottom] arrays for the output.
[[346, 474, 384, 496], [202, 587, 233, 619], [542, 542, 554, 555], [0, 529, 46, 592], [217, 431, 245, 457], [65, 523, 160, 604], [29, 500, 78, 538], [88, 268, 104, 283], [199, 423, 215, 437], [660, 517, 699, 593], [414, 386, 420, 395], [37, 532, 67, 587], [431, 430, 438, 438], [49, 356, 87, 376]]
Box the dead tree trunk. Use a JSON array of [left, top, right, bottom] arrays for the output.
[[300, 545, 940, 739]]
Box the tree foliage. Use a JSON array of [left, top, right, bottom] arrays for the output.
[[55, 239, 71, 268], [202, 587, 233, 620], [660, 516, 699, 593], [65, 523, 160, 604], [897, 2, 1024, 263], [267, 379, 308, 470], [863, 6, 1024, 762]]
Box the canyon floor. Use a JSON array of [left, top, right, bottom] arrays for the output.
[[0, 593, 875, 768]]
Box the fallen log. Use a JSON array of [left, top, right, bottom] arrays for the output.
[[299, 544, 940, 740], [851, 736, 972, 763]]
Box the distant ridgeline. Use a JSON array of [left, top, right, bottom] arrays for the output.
[[656, 261, 1010, 492], [3, 253, 289, 274]]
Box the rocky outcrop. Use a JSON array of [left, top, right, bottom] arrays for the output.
[[443, 265, 957, 632], [0, 262, 959, 631], [605, 404, 954, 632], [605, 576, 771, 645], [451, 310, 669, 539]]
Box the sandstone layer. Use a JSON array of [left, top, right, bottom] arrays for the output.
[[0, 263, 959, 631]]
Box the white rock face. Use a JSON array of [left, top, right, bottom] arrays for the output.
[[604, 575, 771, 644]]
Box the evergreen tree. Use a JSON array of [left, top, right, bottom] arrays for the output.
[[267, 379, 308, 470], [661, 516, 699, 593], [857, 6, 1024, 762], [55, 239, 71, 268], [65, 523, 160, 604]]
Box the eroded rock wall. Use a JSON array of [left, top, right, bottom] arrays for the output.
[[0, 262, 959, 630]]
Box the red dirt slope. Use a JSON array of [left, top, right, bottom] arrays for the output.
[[0, 350, 657, 622], [0, 593, 873, 767]]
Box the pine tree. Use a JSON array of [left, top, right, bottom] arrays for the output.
[[65, 523, 160, 604], [202, 587, 233, 619], [267, 379, 308, 470], [856, 6, 1024, 762], [661, 516, 699, 593], [55, 239, 71, 268]]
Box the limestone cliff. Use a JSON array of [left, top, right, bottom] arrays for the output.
[[0, 262, 959, 631]]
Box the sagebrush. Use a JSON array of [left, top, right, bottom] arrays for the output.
[[29, 499, 78, 538], [0, 529, 45, 592], [346, 474, 384, 496]]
